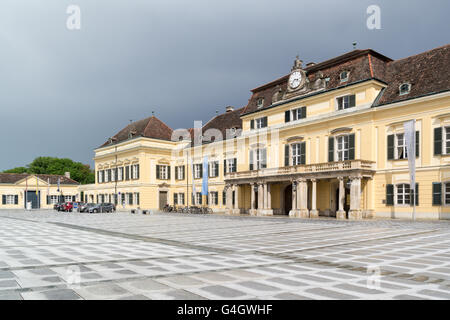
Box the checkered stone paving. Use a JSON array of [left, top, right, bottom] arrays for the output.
[[0, 210, 450, 300]]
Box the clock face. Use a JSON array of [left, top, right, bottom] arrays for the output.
[[289, 71, 302, 89]]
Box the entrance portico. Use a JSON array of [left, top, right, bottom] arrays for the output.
[[225, 160, 374, 219]]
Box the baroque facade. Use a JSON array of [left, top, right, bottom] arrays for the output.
[[81, 44, 450, 220]]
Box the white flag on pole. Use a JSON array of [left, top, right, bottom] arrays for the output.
[[404, 119, 416, 219]]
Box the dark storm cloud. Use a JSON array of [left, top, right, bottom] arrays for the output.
[[0, 0, 448, 170]]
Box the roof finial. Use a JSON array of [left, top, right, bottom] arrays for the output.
[[353, 42, 357, 50], [152, 111, 155, 117]]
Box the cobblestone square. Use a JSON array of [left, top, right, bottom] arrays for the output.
[[0, 210, 449, 300]]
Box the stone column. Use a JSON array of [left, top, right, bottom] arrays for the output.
[[289, 181, 297, 217], [225, 184, 233, 214], [336, 177, 346, 220], [298, 178, 309, 218], [349, 176, 362, 220], [263, 183, 268, 210], [310, 179, 319, 218], [267, 184, 271, 210], [250, 183, 257, 216], [232, 184, 240, 215], [258, 183, 264, 215]]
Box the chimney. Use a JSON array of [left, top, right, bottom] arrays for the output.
[[65, 172, 70, 179], [226, 106, 234, 113]]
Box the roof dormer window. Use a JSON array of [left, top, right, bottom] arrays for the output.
[[340, 71, 349, 83], [399, 83, 411, 96], [257, 98, 264, 109]]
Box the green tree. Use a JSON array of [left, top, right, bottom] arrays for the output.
[[2, 157, 95, 184], [3, 166, 30, 174]]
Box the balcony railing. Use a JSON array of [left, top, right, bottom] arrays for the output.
[[225, 160, 375, 180]]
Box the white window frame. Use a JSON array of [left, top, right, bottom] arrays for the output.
[[336, 95, 354, 110], [257, 98, 264, 109], [159, 165, 169, 180], [132, 164, 139, 179], [336, 135, 350, 161], [5, 195, 15, 205], [194, 164, 202, 179], [226, 158, 236, 173], [395, 133, 408, 160], [176, 166, 184, 180], [118, 167, 123, 181], [396, 183, 411, 205], [111, 168, 116, 182], [105, 170, 110, 183], [255, 117, 266, 129], [195, 192, 202, 205], [340, 71, 349, 83], [399, 83, 411, 96], [64, 195, 73, 202], [177, 193, 185, 205], [291, 107, 304, 121], [444, 126, 450, 155], [291, 143, 303, 166], [210, 192, 218, 205], [255, 148, 266, 170], [50, 195, 59, 204], [209, 161, 219, 177]]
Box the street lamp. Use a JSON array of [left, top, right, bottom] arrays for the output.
[[292, 181, 297, 192]]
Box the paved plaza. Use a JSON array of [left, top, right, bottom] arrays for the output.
[[0, 210, 450, 300]]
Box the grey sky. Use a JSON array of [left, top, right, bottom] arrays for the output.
[[0, 0, 448, 171]]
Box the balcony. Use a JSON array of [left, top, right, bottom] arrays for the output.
[[225, 160, 375, 182]]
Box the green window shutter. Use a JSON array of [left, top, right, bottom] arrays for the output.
[[156, 165, 160, 180], [386, 184, 394, 206], [301, 106, 307, 119], [348, 134, 355, 160], [47, 195, 50, 205], [199, 164, 203, 178], [285, 110, 290, 123], [387, 135, 395, 160], [182, 166, 185, 180], [250, 119, 254, 130], [223, 159, 227, 175], [249, 150, 254, 171], [233, 158, 237, 172], [432, 182, 442, 206], [215, 162, 219, 177], [349, 95, 356, 108], [174, 193, 178, 205], [167, 166, 171, 180], [15, 195, 18, 205], [300, 142, 306, 165], [136, 165, 140, 179], [264, 117, 268, 128], [328, 137, 334, 162], [415, 131, 420, 157], [284, 145, 290, 166], [434, 127, 442, 155], [415, 183, 419, 206]]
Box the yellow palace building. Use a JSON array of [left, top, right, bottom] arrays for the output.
[[81, 44, 450, 220]]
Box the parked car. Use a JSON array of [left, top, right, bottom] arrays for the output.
[[54, 202, 65, 211], [62, 202, 74, 212], [79, 203, 95, 213], [88, 203, 116, 213]]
